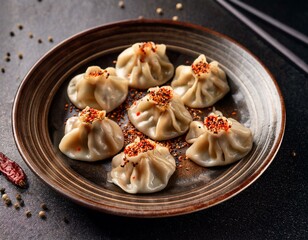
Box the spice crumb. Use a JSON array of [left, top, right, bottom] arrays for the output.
[[25, 210, 32, 218], [118, 0, 125, 8], [1, 68, 5, 74], [18, 53, 23, 60], [18, 24, 23, 30], [29, 33, 34, 39], [6, 52, 11, 57], [39, 210, 46, 219], [176, 3, 183, 10], [10, 31, 15, 37], [38, 38, 42, 44], [156, 7, 163, 15], [5, 57, 10, 62]]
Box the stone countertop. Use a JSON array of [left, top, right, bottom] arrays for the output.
[[0, 0, 307, 239]]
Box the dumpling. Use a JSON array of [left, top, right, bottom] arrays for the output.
[[115, 42, 174, 89], [186, 110, 253, 167], [171, 54, 230, 108], [67, 66, 128, 112], [108, 137, 176, 194], [128, 86, 193, 141], [59, 107, 124, 161]]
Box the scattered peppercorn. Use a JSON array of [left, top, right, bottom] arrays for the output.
[[2, 193, 9, 200], [63, 217, 69, 224], [19, 199, 25, 207], [25, 210, 32, 218], [14, 202, 20, 210], [16, 193, 22, 201], [1, 68, 5, 73], [18, 24, 23, 30], [5, 57, 10, 62], [38, 39, 42, 44], [18, 53, 23, 60], [41, 203, 48, 210], [4, 198, 12, 206], [10, 31, 15, 37], [6, 52, 10, 57], [39, 210, 46, 219], [0, 188, 5, 194], [48, 36, 53, 43]]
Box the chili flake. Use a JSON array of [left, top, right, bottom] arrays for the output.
[[79, 107, 106, 124], [124, 139, 156, 157], [191, 60, 209, 75], [204, 114, 231, 134], [148, 87, 173, 109], [138, 42, 157, 62]]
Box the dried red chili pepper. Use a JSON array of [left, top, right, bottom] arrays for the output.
[[0, 152, 27, 188]]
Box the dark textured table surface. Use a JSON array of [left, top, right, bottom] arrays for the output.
[[0, 1, 307, 239]]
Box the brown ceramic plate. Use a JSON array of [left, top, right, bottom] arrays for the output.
[[12, 20, 285, 217]]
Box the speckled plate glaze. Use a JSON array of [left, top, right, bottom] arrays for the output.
[[12, 20, 285, 217]]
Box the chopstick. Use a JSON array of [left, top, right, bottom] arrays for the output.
[[229, 0, 308, 45], [216, 0, 308, 74]]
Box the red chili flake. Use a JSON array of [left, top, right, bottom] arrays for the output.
[[124, 139, 156, 157], [76, 147, 81, 152], [0, 152, 27, 188], [138, 42, 157, 62], [204, 115, 231, 134], [136, 112, 140, 116], [79, 107, 106, 124], [191, 60, 209, 75], [148, 87, 173, 109]]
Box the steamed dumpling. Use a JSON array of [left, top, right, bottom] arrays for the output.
[[59, 107, 124, 161], [67, 66, 128, 112], [108, 137, 176, 194], [186, 110, 253, 167], [128, 86, 192, 141], [171, 54, 229, 108], [115, 42, 174, 89]]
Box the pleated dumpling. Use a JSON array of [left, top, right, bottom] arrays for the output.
[[128, 86, 192, 141], [171, 54, 230, 108], [67, 66, 128, 112], [186, 110, 253, 167], [59, 107, 124, 161], [108, 137, 176, 194], [115, 42, 174, 89]]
